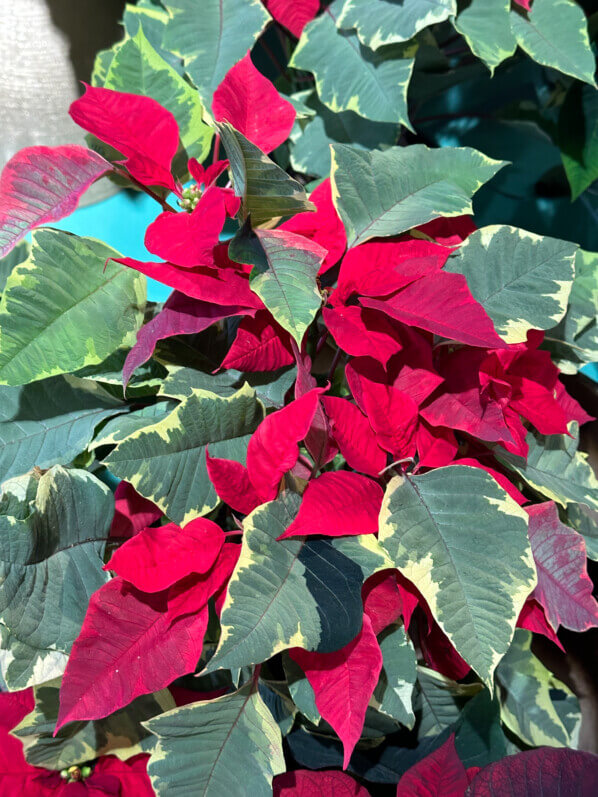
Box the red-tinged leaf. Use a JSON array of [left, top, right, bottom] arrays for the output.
[[294, 350, 338, 468], [357, 379, 419, 459], [278, 471, 383, 539], [145, 187, 227, 267], [509, 376, 568, 435], [362, 272, 506, 349], [206, 452, 262, 515], [323, 396, 387, 477], [323, 305, 403, 364], [396, 734, 469, 796], [105, 518, 225, 593], [56, 577, 209, 729], [517, 598, 564, 651], [454, 458, 527, 505], [333, 239, 450, 306], [264, 0, 320, 37], [69, 85, 180, 192], [362, 570, 403, 635], [91, 755, 155, 797], [109, 481, 162, 540], [393, 366, 444, 407], [169, 685, 229, 706], [212, 52, 296, 153], [416, 421, 458, 469], [415, 215, 476, 246], [290, 615, 383, 769], [421, 389, 514, 445], [279, 179, 346, 273], [123, 292, 252, 386], [188, 158, 229, 188], [113, 256, 263, 309], [397, 574, 422, 631], [0, 145, 110, 257], [274, 769, 371, 796], [512, 0, 532, 9], [466, 747, 598, 795], [420, 619, 471, 681], [554, 381, 594, 426], [220, 310, 294, 372], [527, 501, 598, 632], [246, 387, 325, 500]]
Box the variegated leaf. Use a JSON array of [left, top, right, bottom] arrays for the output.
[[379, 466, 536, 686], [372, 625, 417, 728], [337, 0, 456, 48], [454, 0, 516, 74]]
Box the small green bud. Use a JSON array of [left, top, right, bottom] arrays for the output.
[[60, 769, 69, 779], [81, 766, 92, 778]]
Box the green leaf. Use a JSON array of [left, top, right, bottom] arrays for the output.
[[559, 82, 598, 201], [496, 424, 598, 511], [337, 0, 456, 48], [567, 503, 598, 562], [105, 27, 213, 165], [229, 226, 323, 346], [0, 240, 29, 294], [11, 679, 175, 770], [445, 225, 576, 344], [496, 630, 571, 747], [372, 625, 417, 728], [162, 0, 271, 107], [144, 682, 285, 797], [379, 467, 536, 686], [415, 667, 481, 737], [510, 0, 596, 87], [288, 92, 398, 178], [123, 2, 185, 76], [159, 366, 241, 400], [454, 0, 516, 74], [290, 1, 415, 126], [90, 401, 177, 449], [207, 492, 364, 671], [330, 143, 505, 247], [331, 535, 394, 581], [217, 122, 315, 225], [548, 249, 598, 373], [454, 689, 509, 768], [0, 467, 112, 689], [0, 230, 145, 387], [0, 376, 122, 483], [284, 655, 321, 725], [104, 383, 264, 524]]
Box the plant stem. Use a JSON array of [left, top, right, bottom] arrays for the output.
[[115, 168, 177, 212]]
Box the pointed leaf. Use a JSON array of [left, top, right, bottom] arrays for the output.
[[104, 26, 213, 165], [397, 734, 469, 796], [323, 306, 403, 364], [527, 501, 598, 632], [373, 624, 417, 729], [229, 227, 324, 345], [379, 467, 536, 685], [56, 577, 210, 729], [330, 143, 505, 247], [454, 0, 516, 74], [110, 481, 162, 540], [0, 230, 145, 386], [105, 384, 264, 524], [217, 121, 315, 225], [445, 226, 576, 344], [279, 471, 383, 539], [290, 1, 415, 126], [323, 396, 387, 477], [162, 0, 271, 107], [221, 311, 294, 372], [144, 682, 285, 796], [69, 85, 179, 191], [206, 453, 262, 515], [0, 145, 109, 258], [213, 52, 296, 153], [337, 0, 456, 47], [265, 0, 319, 38], [290, 614, 383, 768], [510, 0, 596, 87], [0, 467, 112, 690], [208, 492, 364, 670]]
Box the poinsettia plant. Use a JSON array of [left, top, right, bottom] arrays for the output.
[[1, 0, 597, 794]]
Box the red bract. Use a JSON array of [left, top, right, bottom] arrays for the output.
[[293, 349, 338, 467], [0, 145, 110, 257], [512, 0, 532, 9], [516, 598, 564, 651], [279, 179, 347, 273], [69, 85, 180, 193], [105, 518, 225, 592], [123, 292, 253, 386], [290, 615, 383, 769], [396, 734, 470, 796], [278, 471, 383, 539], [206, 452, 263, 515], [323, 396, 387, 477], [415, 215, 477, 246], [220, 310, 295, 372], [264, 0, 320, 37], [527, 501, 598, 632], [274, 769, 371, 796], [362, 570, 403, 635], [212, 52, 296, 153], [323, 305, 403, 364], [109, 480, 162, 539], [145, 186, 227, 267]]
